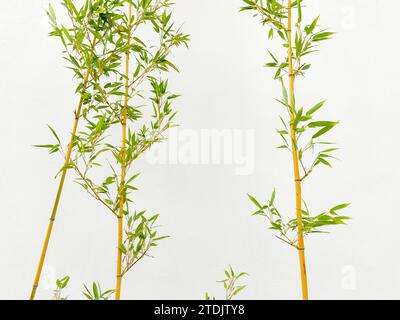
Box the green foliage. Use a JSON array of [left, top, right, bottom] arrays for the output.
[[52, 276, 70, 300], [206, 266, 248, 300], [121, 210, 169, 276], [83, 282, 115, 300], [241, 0, 338, 159], [37, 0, 188, 283], [51, 276, 114, 300], [248, 191, 350, 248], [241, 0, 350, 246]]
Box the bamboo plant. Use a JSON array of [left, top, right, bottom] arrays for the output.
[[32, 0, 188, 300], [241, 0, 350, 299], [205, 266, 248, 300], [52, 276, 115, 300], [52, 276, 70, 300], [30, 0, 124, 300]]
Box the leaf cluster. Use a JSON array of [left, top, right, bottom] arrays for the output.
[[120, 210, 169, 276], [83, 282, 115, 300], [241, 0, 338, 179], [52, 276, 115, 300], [206, 266, 248, 301], [248, 191, 350, 248], [52, 276, 70, 300], [241, 0, 350, 245]]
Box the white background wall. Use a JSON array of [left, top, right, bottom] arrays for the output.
[[1, 0, 399, 300]]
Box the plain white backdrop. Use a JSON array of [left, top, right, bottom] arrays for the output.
[[1, 0, 399, 300]]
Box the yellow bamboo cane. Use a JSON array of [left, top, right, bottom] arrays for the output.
[[287, 0, 309, 300], [30, 69, 91, 300], [115, 4, 132, 300]]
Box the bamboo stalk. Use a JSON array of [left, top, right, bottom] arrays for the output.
[[115, 4, 132, 300], [287, 0, 309, 300], [30, 70, 91, 300]]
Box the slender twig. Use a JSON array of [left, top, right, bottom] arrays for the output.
[[71, 162, 118, 217], [121, 247, 151, 277], [275, 235, 299, 249]]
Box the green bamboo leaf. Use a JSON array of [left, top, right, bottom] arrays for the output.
[[330, 203, 351, 212], [280, 78, 288, 103], [312, 123, 337, 139], [308, 121, 337, 128], [269, 189, 276, 206], [313, 31, 335, 42], [305, 16, 319, 35], [247, 194, 263, 209], [48, 4, 57, 22], [307, 100, 325, 115], [119, 244, 127, 254], [92, 282, 99, 299], [61, 26, 73, 43], [47, 125, 61, 143]]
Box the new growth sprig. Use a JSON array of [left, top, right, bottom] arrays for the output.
[[52, 276, 115, 300], [241, 0, 350, 299], [52, 276, 70, 300], [248, 192, 350, 249], [31, 0, 188, 300], [205, 266, 248, 300]]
